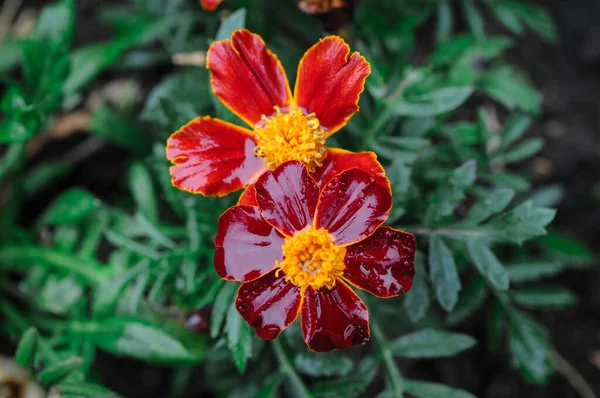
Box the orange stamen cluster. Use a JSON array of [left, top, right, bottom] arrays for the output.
[[277, 226, 346, 291], [254, 106, 327, 172]]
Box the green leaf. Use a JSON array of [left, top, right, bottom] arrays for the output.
[[429, 35, 475, 66], [507, 310, 553, 384], [129, 161, 158, 224], [511, 287, 577, 309], [481, 66, 541, 114], [389, 86, 473, 117], [537, 232, 596, 265], [93, 260, 150, 317], [50, 383, 119, 398], [34, 0, 75, 44], [210, 282, 238, 338], [467, 240, 509, 290], [15, 328, 39, 368], [80, 318, 203, 364], [37, 357, 84, 387], [482, 171, 531, 192], [390, 329, 476, 358], [91, 105, 151, 154], [436, 0, 453, 43], [502, 138, 544, 163], [310, 356, 378, 398], [255, 372, 285, 398], [0, 40, 25, 74], [429, 237, 461, 312], [39, 275, 83, 314], [425, 160, 476, 224], [294, 352, 353, 377], [404, 380, 476, 398], [488, 2, 524, 36], [40, 188, 100, 225], [530, 184, 564, 208], [462, 0, 485, 40], [505, 1, 558, 43], [447, 276, 488, 326], [226, 301, 252, 372], [464, 189, 514, 225], [506, 262, 566, 283], [486, 301, 505, 353], [489, 201, 555, 244], [502, 115, 532, 150], [403, 254, 430, 322], [216, 8, 247, 41]]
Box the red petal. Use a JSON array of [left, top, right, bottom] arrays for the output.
[[294, 36, 370, 134], [313, 148, 389, 189], [344, 227, 416, 298], [200, 0, 223, 11], [301, 281, 369, 352], [166, 117, 265, 196], [214, 205, 284, 282], [207, 29, 292, 126], [237, 184, 258, 206], [254, 161, 319, 237], [236, 270, 302, 340], [315, 169, 392, 246]]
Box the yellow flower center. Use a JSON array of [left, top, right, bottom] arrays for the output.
[[277, 226, 346, 291], [254, 106, 327, 172]]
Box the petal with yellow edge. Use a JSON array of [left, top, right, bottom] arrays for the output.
[[312, 148, 389, 189], [200, 0, 223, 11], [236, 270, 302, 340], [294, 36, 370, 134], [166, 117, 265, 196], [343, 227, 416, 298], [207, 29, 292, 127]]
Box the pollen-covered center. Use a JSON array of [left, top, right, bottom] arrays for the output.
[[254, 106, 327, 172], [277, 226, 346, 291]]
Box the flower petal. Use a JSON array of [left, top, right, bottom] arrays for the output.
[[313, 148, 389, 189], [294, 36, 370, 134], [237, 184, 258, 206], [207, 29, 292, 126], [236, 270, 302, 340], [301, 281, 369, 352], [200, 0, 223, 11], [166, 117, 265, 196], [343, 227, 416, 298], [255, 161, 319, 237], [315, 169, 392, 246], [214, 205, 284, 282]]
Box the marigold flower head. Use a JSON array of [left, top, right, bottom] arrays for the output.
[[298, 0, 345, 14], [166, 29, 383, 204], [214, 161, 416, 352]]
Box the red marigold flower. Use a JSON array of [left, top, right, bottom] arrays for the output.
[[200, 0, 223, 11], [166, 29, 380, 201], [214, 161, 416, 352], [298, 0, 345, 14]]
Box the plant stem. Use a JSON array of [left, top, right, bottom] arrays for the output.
[[371, 321, 404, 397], [272, 338, 312, 398]]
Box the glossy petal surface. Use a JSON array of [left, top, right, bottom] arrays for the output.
[[255, 161, 319, 237], [207, 29, 292, 126], [301, 281, 369, 352], [166, 117, 265, 196], [344, 227, 416, 298], [200, 0, 223, 11], [315, 169, 392, 246], [236, 270, 302, 340], [313, 148, 389, 189], [237, 184, 258, 206], [214, 206, 284, 282], [294, 36, 370, 134]]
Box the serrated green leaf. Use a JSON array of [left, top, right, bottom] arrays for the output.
[[40, 188, 100, 225], [436, 0, 453, 43], [426, 160, 477, 224], [511, 287, 577, 309], [481, 66, 541, 114], [15, 328, 39, 368], [467, 240, 509, 290], [501, 114, 532, 149], [404, 380, 476, 398], [34, 0, 74, 44], [447, 276, 488, 326], [310, 356, 378, 398], [506, 261, 566, 283], [294, 352, 353, 378], [461, 0, 485, 40], [403, 254, 430, 322], [537, 233, 596, 265], [488, 2, 524, 36], [50, 383, 119, 398], [39, 275, 83, 314], [129, 161, 158, 224], [226, 301, 252, 372], [429, 237, 461, 311], [505, 1, 558, 43], [464, 189, 514, 225], [389, 86, 473, 117], [488, 201, 555, 244], [390, 329, 476, 358], [429, 34, 475, 66], [37, 357, 83, 387], [503, 138, 544, 163], [210, 282, 239, 338], [93, 260, 150, 317]]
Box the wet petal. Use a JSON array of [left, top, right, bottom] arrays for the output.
[[237, 184, 258, 206], [301, 281, 369, 352], [207, 29, 292, 126], [236, 270, 302, 340], [294, 36, 370, 134], [315, 169, 392, 246], [255, 161, 319, 237], [344, 227, 416, 298], [166, 117, 265, 196], [312, 148, 389, 189], [214, 205, 284, 282]]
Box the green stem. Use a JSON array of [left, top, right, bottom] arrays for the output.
[[371, 321, 404, 397], [0, 246, 106, 286], [272, 338, 312, 398]]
